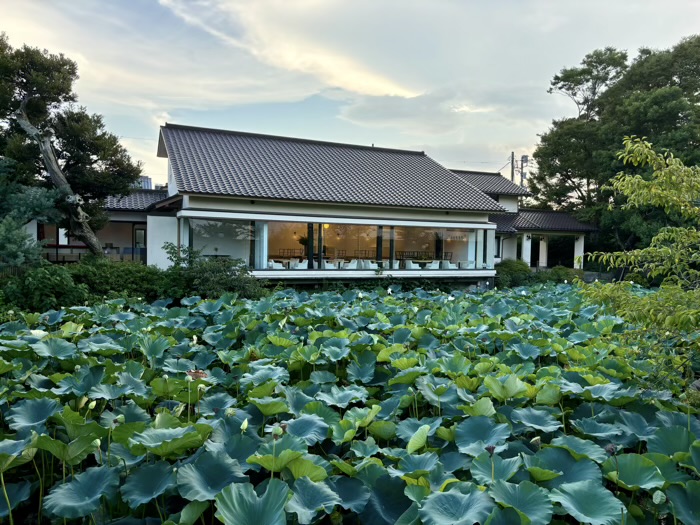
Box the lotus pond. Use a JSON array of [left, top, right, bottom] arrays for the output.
[[0, 284, 698, 524]]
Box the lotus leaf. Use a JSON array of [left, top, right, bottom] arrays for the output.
[[667, 480, 700, 525], [44, 466, 119, 519], [0, 481, 30, 518], [177, 451, 247, 500], [121, 461, 176, 508], [602, 454, 665, 491], [7, 397, 60, 436], [488, 480, 553, 525], [215, 478, 290, 525], [454, 416, 510, 457], [419, 483, 495, 525], [286, 476, 341, 524], [549, 480, 626, 525]]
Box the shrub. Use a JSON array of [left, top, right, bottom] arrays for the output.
[[66, 258, 166, 302], [2, 264, 89, 312], [190, 257, 267, 299], [533, 265, 584, 284], [495, 259, 532, 288]]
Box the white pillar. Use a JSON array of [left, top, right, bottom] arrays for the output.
[[539, 236, 548, 268], [467, 231, 477, 267], [254, 222, 268, 270], [147, 216, 178, 268], [485, 229, 496, 269], [574, 235, 585, 269], [476, 229, 485, 268], [502, 236, 517, 260], [58, 228, 68, 245], [521, 234, 532, 267]]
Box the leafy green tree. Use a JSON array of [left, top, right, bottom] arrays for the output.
[[531, 36, 700, 251], [0, 33, 142, 255], [0, 158, 61, 266]]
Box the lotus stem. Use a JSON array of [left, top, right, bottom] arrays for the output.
[[32, 457, 43, 523], [1, 470, 14, 525], [491, 457, 495, 483]]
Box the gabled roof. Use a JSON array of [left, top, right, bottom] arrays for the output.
[[157, 123, 505, 213], [451, 169, 531, 196], [106, 190, 169, 211], [490, 210, 596, 234], [515, 210, 596, 232]]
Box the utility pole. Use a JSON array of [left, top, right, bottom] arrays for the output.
[[510, 152, 515, 182]]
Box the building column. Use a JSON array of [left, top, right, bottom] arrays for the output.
[[476, 229, 485, 268], [502, 236, 517, 260], [485, 229, 496, 269], [574, 235, 585, 269], [539, 235, 548, 268], [467, 231, 477, 267], [254, 222, 268, 270], [521, 234, 532, 267]]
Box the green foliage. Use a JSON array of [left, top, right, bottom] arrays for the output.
[[1, 263, 89, 311], [66, 257, 166, 302], [495, 259, 532, 288], [0, 32, 141, 236], [532, 36, 700, 252], [0, 285, 697, 523]]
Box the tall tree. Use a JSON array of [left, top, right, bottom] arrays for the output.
[[531, 36, 700, 251], [0, 34, 141, 256]]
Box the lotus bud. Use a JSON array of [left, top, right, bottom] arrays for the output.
[[114, 414, 126, 424], [92, 438, 101, 448], [358, 292, 364, 299], [271, 425, 283, 437], [604, 443, 617, 456], [241, 418, 249, 432], [387, 288, 392, 295], [74, 365, 81, 372], [197, 384, 207, 392], [162, 374, 169, 380], [485, 445, 496, 456], [87, 400, 97, 410], [186, 375, 194, 382], [192, 335, 198, 345], [225, 408, 236, 417], [7, 310, 14, 316], [447, 295, 455, 301], [530, 436, 541, 449], [564, 280, 568, 284]]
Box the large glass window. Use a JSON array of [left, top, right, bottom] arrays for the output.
[[190, 219, 255, 266]]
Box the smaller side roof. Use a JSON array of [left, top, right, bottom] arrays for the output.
[[106, 190, 169, 212], [452, 169, 531, 197], [514, 210, 596, 232]]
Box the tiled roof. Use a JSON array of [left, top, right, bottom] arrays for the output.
[[157, 124, 504, 212], [452, 170, 531, 196], [515, 210, 596, 232], [106, 190, 169, 211], [489, 210, 596, 233]]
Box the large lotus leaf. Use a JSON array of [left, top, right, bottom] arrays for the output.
[[470, 453, 522, 485], [549, 480, 626, 525], [315, 385, 368, 408], [137, 334, 170, 361], [510, 342, 541, 360], [327, 476, 370, 513], [129, 426, 206, 457], [301, 401, 342, 427], [488, 480, 553, 525], [484, 507, 523, 525], [455, 416, 510, 457], [396, 418, 443, 442], [388, 452, 440, 478], [347, 351, 376, 384], [286, 477, 341, 524], [602, 454, 665, 491], [121, 461, 176, 508], [483, 375, 527, 403], [44, 466, 119, 519], [667, 480, 700, 525], [31, 338, 77, 359], [548, 435, 608, 463], [88, 383, 130, 400], [646, 426, 696, 461], [116, 372, 149, 397], [215, 478, 290, 525], [0, 437, 33, 472], [197, 392, 236, 417], [287, 454, 330, 482], [359, 474, 412, 525], [531, 447, 602, 489], [407, 424, 431, 454], [249, 396, 289, 416], [570, 418, 624, 439], [35, 434, 100, 466], [616, 411, 657, 440], [248, 450, 304, 472], [53, 366, 105, 396], [419, 484, 495, 525], [7, 397, 60, 436], [285, 414, 330, 445], [351, 437, 380, 458], [643, 453, 693, 485], [320, 337, 351, 361], [0, 481, 30, 518], [178, 450, 247, 501], [510, 407, 562, 433]]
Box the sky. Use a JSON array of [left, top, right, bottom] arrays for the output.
[[4, 0, 700, 185]]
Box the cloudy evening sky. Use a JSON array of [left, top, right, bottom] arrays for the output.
[[4, 0, 700, 185]]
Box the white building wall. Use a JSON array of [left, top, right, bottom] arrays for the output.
[[502, 237, 517, 261], [147, 216, 178, 268], [498, 196, 519, 212], [23, 220, 38, 241], [574, 235, 585, 269]]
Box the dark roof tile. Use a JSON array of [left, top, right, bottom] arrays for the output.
[[452, 169, 531, 196], [158, 124, 504, 212], [106, 190, 169, 211]]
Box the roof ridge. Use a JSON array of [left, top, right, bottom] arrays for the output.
[[450, 169, 503, 176], [162, 122, 426, 156]]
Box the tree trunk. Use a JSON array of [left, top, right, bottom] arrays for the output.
[[14, 101, 104, 257]]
